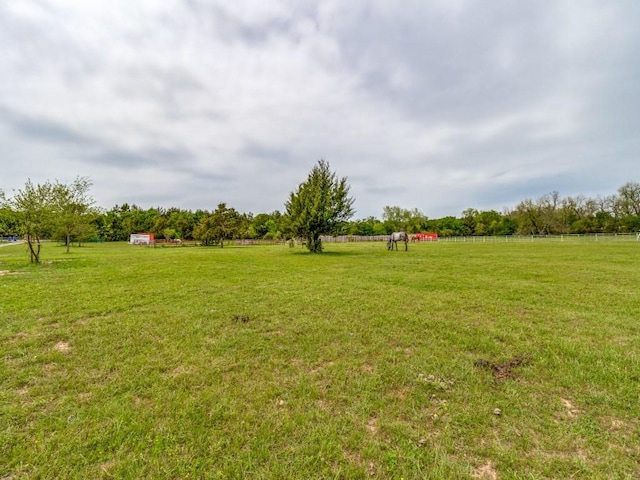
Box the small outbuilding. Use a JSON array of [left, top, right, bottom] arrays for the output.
[[129, 233, 154, 245]]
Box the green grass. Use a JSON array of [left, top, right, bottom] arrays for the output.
[[1, 241, 639, 479]]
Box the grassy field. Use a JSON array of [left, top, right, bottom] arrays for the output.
[[1, 240, 639, 479]]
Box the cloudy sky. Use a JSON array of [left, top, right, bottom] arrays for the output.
[[1, 1, 639, 219]]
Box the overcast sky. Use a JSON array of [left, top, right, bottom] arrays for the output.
[[1, 1, 639, 219]]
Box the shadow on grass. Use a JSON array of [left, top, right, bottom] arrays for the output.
[[287, 250, 365, 257]]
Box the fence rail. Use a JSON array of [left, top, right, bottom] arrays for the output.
[[150, 233, 639, 247], [437, 233, 639, 243], [312, 233, 640, 244]]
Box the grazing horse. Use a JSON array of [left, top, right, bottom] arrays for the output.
[[387, 232, 409, 251]]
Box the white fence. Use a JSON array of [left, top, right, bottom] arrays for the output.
[[437, 233, 639, 243], [316, 233, 639, 243], [319, 235, 389, 243], [230, 233, 639, 246]]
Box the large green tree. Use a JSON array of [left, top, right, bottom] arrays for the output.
[[193, 203, 242, 247], [285, 160, 355, 253], [382, 206, 426, 234], [51, 176, 97, 252], [250, 211, 284, 240]]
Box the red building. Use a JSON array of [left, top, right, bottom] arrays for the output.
[[413, 233, 438, 242]]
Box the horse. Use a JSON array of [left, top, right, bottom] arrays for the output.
[[387, 232, 409, 251]]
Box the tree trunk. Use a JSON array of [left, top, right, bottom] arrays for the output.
[[27, 234, 41, 264], [306, 233, 323, 253]]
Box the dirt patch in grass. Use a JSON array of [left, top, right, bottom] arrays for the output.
[[0, 270, 28, 276], [54, 341, 70, 353], [343, 449, 377, 477], [361, 363, 374, 374], [78, 392, 92, 402], [99, 459, 117, 476], [366, 416, 379, 436], [560, 398, 580, 417], [528, 446, 588, 465], [610, 418, 624, 428], [391, 386, 408, 400], [472, 461, 498, 479], [474, 355, 531, 380], [308, 361, 335, 375], [169, 365, 193, 378]]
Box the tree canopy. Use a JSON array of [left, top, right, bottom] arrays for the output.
[[193, 203, 243, 247], [5, 179, 54, 263], [51, 177, 97, 253]]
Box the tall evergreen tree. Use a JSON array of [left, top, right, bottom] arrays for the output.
[[285, 160, 355, 253]]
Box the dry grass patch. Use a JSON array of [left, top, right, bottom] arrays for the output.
[[391, 386, 408, 400], [366, 416, 379, 436], [343, 449, 377, 477], [0, 270, 28, 276], [360, 363, 375, 374], [315, 399, 331, 412], [472, 461, 499, 480], [53, 341, 70, 353], [560, 397, 581, 417]]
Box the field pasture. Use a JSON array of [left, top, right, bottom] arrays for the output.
[[1, 240, 639, 479]]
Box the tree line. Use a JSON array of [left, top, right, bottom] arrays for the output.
[[2, 169, 640, 261]]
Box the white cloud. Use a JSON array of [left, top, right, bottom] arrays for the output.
[[1, 0, 639, 218]]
